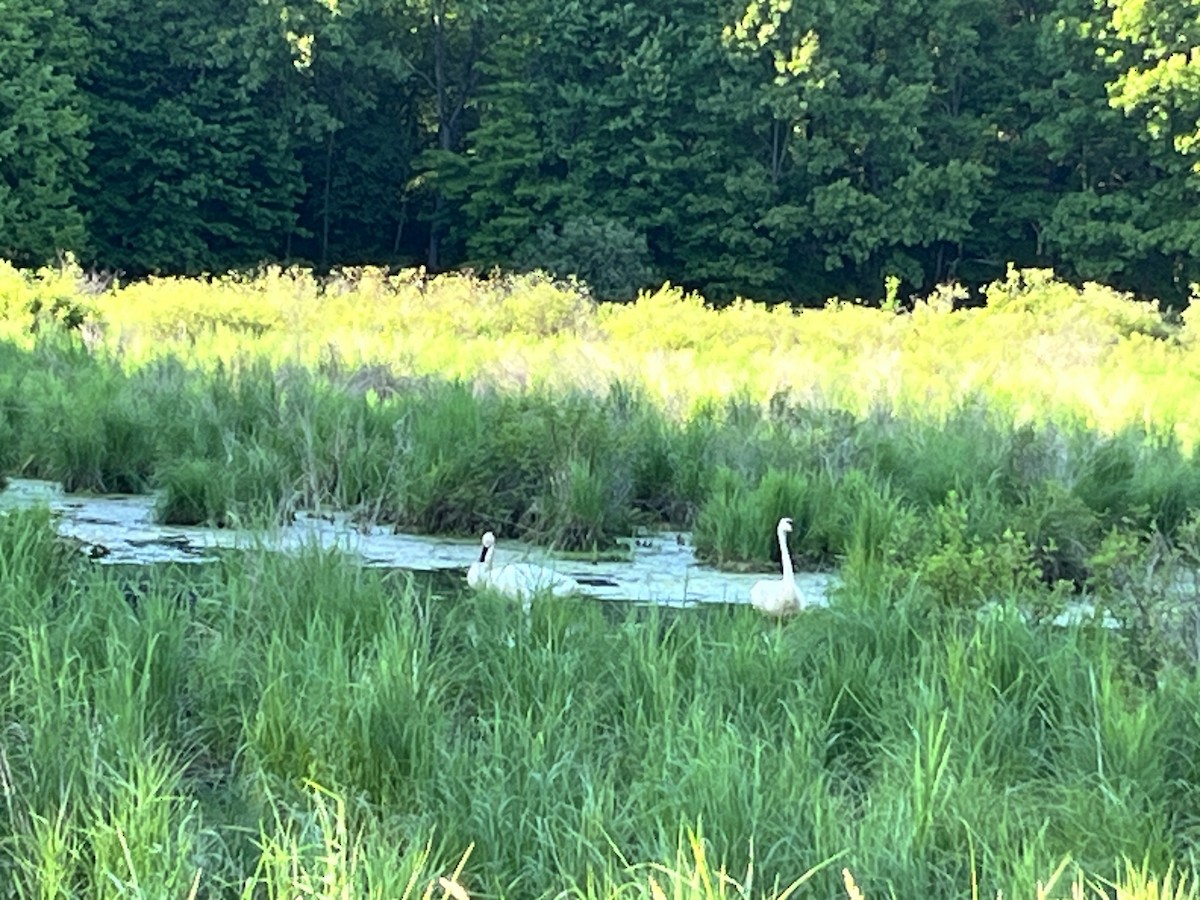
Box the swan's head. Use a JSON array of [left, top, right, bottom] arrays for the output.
[[477, 531, 497, 562], [777, 517, 794, 534]]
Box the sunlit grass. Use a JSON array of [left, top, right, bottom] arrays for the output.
[[4, 258, 1200, 567], [5, 257, 1197, 438]]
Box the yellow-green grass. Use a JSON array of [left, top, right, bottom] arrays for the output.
[[4, 260, 1198, 442]]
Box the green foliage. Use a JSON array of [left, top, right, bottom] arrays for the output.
[[1, 544, 1196, 895], [865, 405, 1011, 508], [0, 258, 96, 335], [485, 273, 595, 337], [839, 470, 920, 595], [76, 0, 303, 274], [1088, 515, 1200, 684], [4, 267, 1200, 615], [5, 262, 1200, 897], [1106, 0, 1200, 160], [514, 216, 659, 302], [155, 457, 232, 526], [1012, 480, 1101, 588], [541, 454, 633, 551], [0, 0, 89, 265], [912, 489, 1040, 612], [0, 0, 1188, 302], [386, 380, 495, 534], [22, 363, 157, 494], [0, 507, 79, 597], [1070, 429, 1200, 538], [693, 467, 811, 567], [982, 267, 1173, 341]]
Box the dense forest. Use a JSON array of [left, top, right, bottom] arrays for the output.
[[4, 0, 1200, 304]]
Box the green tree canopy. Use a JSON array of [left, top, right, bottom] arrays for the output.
[[0, 0, 89, 265]]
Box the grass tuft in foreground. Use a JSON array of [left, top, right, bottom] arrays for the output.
[[0, 507, 1197, 897]]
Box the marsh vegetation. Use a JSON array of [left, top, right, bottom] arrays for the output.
[[2, 260, 1200, 896]]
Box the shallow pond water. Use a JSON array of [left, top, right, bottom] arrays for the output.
[[0, 478, 838, 609]]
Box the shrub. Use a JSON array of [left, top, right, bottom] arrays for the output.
[[1012, 480, 1101, 589], [0, 256, 96, 336], [913, 490, 1040, 611], [1088, 516, 1200, 684], [514, 216, 658, 302], [488, 272, 595, 337]]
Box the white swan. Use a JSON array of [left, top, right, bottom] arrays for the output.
[[750, 517, 804, 617], [466, 531, 581, 602], [466, 531, 495, 590]]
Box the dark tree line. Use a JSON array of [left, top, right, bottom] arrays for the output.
[[3, 0, 1200, 305]]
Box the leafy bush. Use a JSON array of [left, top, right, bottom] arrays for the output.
[[0, 256, 96, 337], [514, 216, 658, 302], [1088, 516, 1200, 684], [487, 272, 595, 337], [982, 266, 1173, 342], [912, 490, 1040, 611], [1012, 480, 1101, 588]]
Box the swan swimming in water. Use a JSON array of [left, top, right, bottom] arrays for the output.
[[750, 517, 804, 617], [466, 531, 581, 602], [466, 531, 495, 590]]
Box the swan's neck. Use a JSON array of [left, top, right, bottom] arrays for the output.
[[778, 529, 795, 585]]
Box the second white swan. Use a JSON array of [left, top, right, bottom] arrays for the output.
[[467, 531, 581, 602], [750, 517, 804, 617]]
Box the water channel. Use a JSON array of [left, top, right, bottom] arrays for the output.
[[0, 478, 839, 609]]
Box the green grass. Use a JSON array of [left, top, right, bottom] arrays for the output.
[[0, 509, 1197, 897], [7, 332, 1200, 587], [3, 260, 1200, 895], [5, 260, 1200, 571]]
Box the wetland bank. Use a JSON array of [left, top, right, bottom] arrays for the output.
[[2, 261, 1200, 897]]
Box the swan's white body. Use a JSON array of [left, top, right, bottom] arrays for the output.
[[466, 531, 581, 602], [487, 561, 580, 599], [750, 517, 803, 617]]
